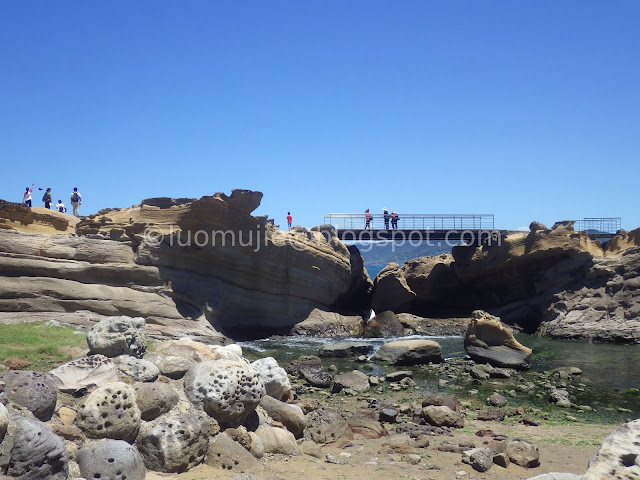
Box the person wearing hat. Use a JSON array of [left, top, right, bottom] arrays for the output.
[[391, 210, 399, 229], [383, 207, 390, 229], [365, 209, 371, 230]]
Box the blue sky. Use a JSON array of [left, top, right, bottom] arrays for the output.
[[1, 1, 638, 231]]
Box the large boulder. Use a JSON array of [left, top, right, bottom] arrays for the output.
[[255, 425, 301, 455], [134, 382, 179, 421], [506, 439, 540, 468], [319, 341, 374, 358], [304, 408, 353, 445], [332, 370, 370, 394], [251, 357, 291, 401], [76, 382, 141, 442], [464, 311, 532, 369], [0, 371, 57, 420], [115, 355, 160, 382], [77, 440, 146, 480], [49, 354, 120, 393], [0, 415, 69, 480], [87, 316, 147, 358], [363, 310, 405, 338], [205, 432, 260, 473], [291, 308, 365, 337], [183, 360, 265, 427], [421, 405, 464, 428], [136, 412, 209, 472], [372, 339, 443, 365], [583, 419, 640, 480], [259, 395, 307, 438]]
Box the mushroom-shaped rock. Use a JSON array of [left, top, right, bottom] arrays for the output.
[[251, 357, 292, 401], [2, 415, 69, 480], [49, 354, 120, 393], [137, 412, 209, 472], [583, 419, 640, 480], [464, 310, 532, 369], [77, 440, 146, 480], [372, 339, 443, 365], [87, 316, 147, 358], [184, 360, 265, 428], [76, 382, 141, 443], [0, 370, 57, 420]]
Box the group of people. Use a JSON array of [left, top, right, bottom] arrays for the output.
[[23, 184, 83, 216], [364, 207, 399, 230]]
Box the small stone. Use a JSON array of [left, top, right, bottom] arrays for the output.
[[58, 406, 77, 425], [493, 452, 510, 468]]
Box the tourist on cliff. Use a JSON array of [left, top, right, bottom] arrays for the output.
[[23, 184, 34, 207], [42, 188, 52, 209], [70, 188, 82, 216], [287, 212, 293, 230], [383, 207, 390, 229], [391, 210, 399, 229], [56, 200, 66, 213], [365, 209, 372, 229]]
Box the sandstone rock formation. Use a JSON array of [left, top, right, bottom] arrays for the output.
[[372, 222, 640, 342], [0, 191, 371, 339], [372, 339, 443, 366], [582, 418, 640, 479], [76, 440, 146, 480], [464, 310, 532, 369]]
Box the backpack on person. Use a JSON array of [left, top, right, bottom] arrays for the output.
[[71, 192, 79, 202]]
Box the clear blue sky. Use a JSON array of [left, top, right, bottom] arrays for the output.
[[2, 1, 638, 230]]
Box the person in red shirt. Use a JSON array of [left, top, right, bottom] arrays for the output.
[[287, 212, 293, 230]]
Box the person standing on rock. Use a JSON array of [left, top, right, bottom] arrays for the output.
[[383, 207, 390, 229], [287, 212, 293, 230], [365, 209, 371, 229], [23, 184, 34, 207], [42, 188, 52, 209], [56, 200, 66, 213], [70, 187, 82, 216]]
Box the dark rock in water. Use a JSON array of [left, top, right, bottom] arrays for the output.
[[319, 341, 374, 358], [0, 370, 57, 420], [1, 416, 69, 480], [372, 339, 443, 366], [77, 440, 145, 480], [363, 310, 405, 338], [287, 356, 323, 377], [464, 311, 531, 369]]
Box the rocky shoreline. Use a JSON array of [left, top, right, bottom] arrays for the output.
[[0, 315, 637, 480]]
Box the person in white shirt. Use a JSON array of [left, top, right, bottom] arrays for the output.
[[70, 188, 82, 216], [56, 200, 66, 213], [23, 184, 34, 207]]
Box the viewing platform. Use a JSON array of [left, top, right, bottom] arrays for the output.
[[322, 214, 622, 243]]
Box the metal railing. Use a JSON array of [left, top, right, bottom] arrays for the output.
[[573, 217, 621, 234], [323, 213, 495, 231]]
